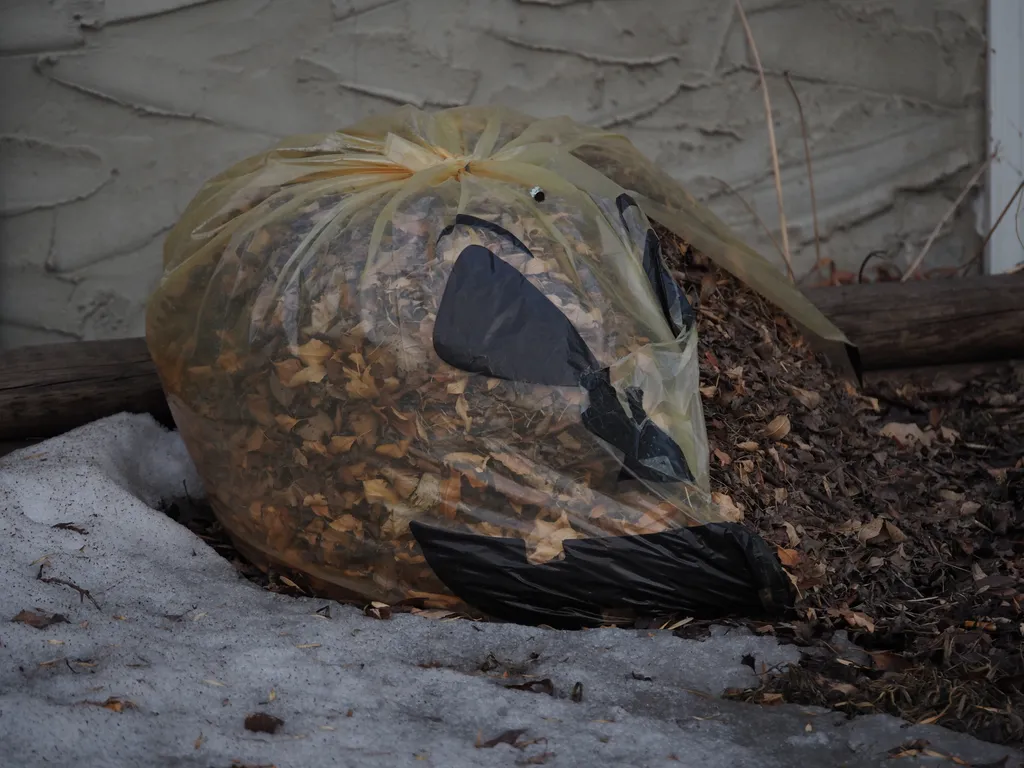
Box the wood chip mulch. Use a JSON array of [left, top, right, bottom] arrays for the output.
[[666, 232, 1023, 747]]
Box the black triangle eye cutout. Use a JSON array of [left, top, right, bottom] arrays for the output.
[[580, 370, 694, 484], [616, 193, 695, 337], [433, 244, 599, 386]]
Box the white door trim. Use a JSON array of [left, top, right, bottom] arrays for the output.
[[987, 0, 1024, 274]]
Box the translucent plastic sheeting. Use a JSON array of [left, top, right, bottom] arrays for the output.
[[147, 106, 839, 625]]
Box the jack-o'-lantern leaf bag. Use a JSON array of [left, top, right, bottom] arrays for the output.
[[146, 105, 851, 627]]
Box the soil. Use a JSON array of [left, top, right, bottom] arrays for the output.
[[160, 227, 1024, 747]]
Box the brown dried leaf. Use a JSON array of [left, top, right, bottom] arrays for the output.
[[525, 513, 582, 564], [776, 547, 800, 567], [444, 452, 489, 473], [409, 473, 443, 511], [439, 472, 461, 519], [12, 609, 69, 629], [273, 358, 303, 384], [244, 712, 284, 734], [274, 414, 299, 432], [295, 339, 332, 367], [783, 521, 800, 547], [363, 479, 399, 505], [856, 517, 885, 543], [787, 385, 821, 410], [376, 440, 411, 459], [763, 415, 791, 441], [960, 501, 981, 516], [869, 650, 911, 673], [345, 367, 378, 399], [880, 422, 933, 448], [288, 364, 327, 387], [712, 492, 744, 522], [839, 609, 875, 633], [883, 521, 906, 544], [455, 395, 472, 431], [476, 728, 530, 749], [328, 435, 358, 454]]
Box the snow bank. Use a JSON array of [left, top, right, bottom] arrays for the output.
[[1, 414, 1018, 768]]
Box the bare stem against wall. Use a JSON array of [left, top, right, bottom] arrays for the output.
[[783, 72, 821, 274], [902, 152, 995, 282], [734, 0, 795, 283]]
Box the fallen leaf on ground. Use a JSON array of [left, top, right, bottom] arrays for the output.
[[505, 679, 555, 696], [763, 415, 791, 441], [12, 609, 69, 629], [856, 517, 885, 543], [839, 609, 875, 633], [776, 547, 800, 567], [880, 422, 933, 448], [712, 492, 744, 522], [869, 651, 911, 673], [476, 728, 529, 749], [244, 713, 284, 734], [363, 601, 392, 620], [960, 501, 981, 516], [83, 697, 136, 713], [786, 385, 821, 410]]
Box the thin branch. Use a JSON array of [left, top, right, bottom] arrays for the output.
[[957, 179, 1024, 276], [710, 176, 785, 260], [901, 153, 995, 282], [1016, 179, 1024, 254], [37, 564, 102, 610], [735, 0, 795, 282], [783, 71, 821, 269]]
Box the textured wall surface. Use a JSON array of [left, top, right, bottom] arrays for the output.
[[0, 0, 986, 349]]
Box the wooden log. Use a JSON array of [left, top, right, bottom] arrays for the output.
[[802, 273, 1024, 372], [0, 338, 173, 441], [0, 273, 1021, 441]]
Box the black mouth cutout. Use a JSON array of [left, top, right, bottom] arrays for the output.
[[431, 204, 695, 485]]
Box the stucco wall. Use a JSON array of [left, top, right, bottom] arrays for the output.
[[0, 0, 987, 349]]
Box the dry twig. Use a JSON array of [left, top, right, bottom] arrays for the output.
[[902, 153, 995, 282], [957, 180, 1024, 276], [783, 72, 821, 270], [735, 0, 795, 282]]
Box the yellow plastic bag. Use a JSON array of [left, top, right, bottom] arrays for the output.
[[147, 105, 846, 626]]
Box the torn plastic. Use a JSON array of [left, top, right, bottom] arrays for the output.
[[147, 105, 849, 625]]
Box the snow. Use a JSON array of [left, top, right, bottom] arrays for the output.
[[1, 414, 1019, 768]]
